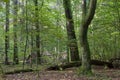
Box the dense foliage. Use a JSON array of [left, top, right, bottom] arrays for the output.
[[0, 0, 119, 64]]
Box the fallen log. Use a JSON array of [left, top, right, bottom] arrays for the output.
[[109, 58, 120, 68], [46, 60, 113, 70], [5, 69, 33, 74], [47, 61, 81, 70], [91, 60, 113, 68]]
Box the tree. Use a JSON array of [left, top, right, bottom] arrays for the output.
[[80, 0, 97, 74], [21, 0, 29, 69], [34, 0, 41, 64], [88, 0, 120, 61], [4, 0, 10, 65], [63, 0, 80, 61], [13, 0, 19, 64]]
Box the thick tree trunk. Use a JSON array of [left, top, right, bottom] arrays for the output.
[[5, 0, 10, 65], [34, 0, 41, 64], [63, 0, 79, 61], [80, 0, 97, 74], [80, 26, 91, 73], [13, 0, 19, 64]]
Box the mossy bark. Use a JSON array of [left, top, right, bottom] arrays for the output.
[[63, 0, 80, 61], [80, 0, 97, 74], [34, 0, 41, 64], [13, 0, 19, 64], [5, 0, 10, 65]]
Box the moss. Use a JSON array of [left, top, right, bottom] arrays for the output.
[[77, 66, 93, 76]]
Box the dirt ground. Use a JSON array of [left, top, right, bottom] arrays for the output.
[[3, 66, 120, 80]]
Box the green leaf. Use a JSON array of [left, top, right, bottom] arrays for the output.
[[1, 0, 9, 2], [111, 32, 119, 36]]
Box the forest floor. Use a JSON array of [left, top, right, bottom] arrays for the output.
[[2, 66, 120, 80]]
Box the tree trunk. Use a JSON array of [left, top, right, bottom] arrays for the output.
[[5, 0, 10, 65], [30, 27, 34, 67], [13, 0, 19, 64], [80, 0, 97, 74], [63, 0, 79, 61], [34, 0, 41, 64], [22, 0, 29, 69]]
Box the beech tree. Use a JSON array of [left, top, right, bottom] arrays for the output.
[[80, 0, 97, 74], [63, 0, 80, 61], [34, 0, 41, 64], [13, 0, 19, 64], [4, 0, 10, 65]]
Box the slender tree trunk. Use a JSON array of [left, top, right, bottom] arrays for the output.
[[80, 0, 97, 74], [5, 0, 10, 65], [13, 0, 19, 64], [63, 0, 79, 61], [22, 0, 29, 69], [30, 26, 34, 67], [34, 0, 41, 64]]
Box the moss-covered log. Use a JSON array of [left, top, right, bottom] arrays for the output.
[[5, 69, 33, 74], [46, 60, 113, 70], [47, 61, 81, 70]]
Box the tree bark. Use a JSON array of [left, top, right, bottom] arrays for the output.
[[80, 0, 97, 74], [47, 60, 113, 70], [34, 0, 41, 64], [22, 0, 29, 69], [13, 0, 19, 64], [5, 0, 10, 65], [63, 0, 80, 61]]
